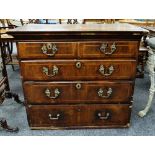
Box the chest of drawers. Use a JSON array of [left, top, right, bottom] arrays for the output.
[[8, 23, 147, 129]]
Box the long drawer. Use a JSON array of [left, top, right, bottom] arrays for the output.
[[20, 60, 137, 81], [27, 104, 131, 129], [24, 81, 133, 104], [17, 41, 138, 59]]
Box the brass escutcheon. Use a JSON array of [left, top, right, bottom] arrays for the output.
[[76, 62, 81, 69], [76, 83, 81, 90]]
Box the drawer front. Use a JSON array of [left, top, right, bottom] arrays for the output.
[[27, 104, 131, 129], [79, 41, 139, 58], [20, 60, 136, 81], [18, 42, 77, 59], [24, 81, 133, 104]]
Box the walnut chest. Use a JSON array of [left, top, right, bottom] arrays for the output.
[[8, 23, 147, 129]]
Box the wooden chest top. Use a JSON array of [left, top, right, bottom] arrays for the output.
[[7, 23, 148, 40], [8, 23, 147, 33]]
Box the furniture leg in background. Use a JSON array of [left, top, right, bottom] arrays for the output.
[[0, 29, 23, 132], [0, 54, 19, 132], [137, 45, 148, 78], [139, 38, 155, 117], [1, 41, 23, 104]]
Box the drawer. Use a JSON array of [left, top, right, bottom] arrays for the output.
[[17, 42, 77, 59], [20, 60, 136, 81], [18, 41, 139, 59], [79, 41, 139, 58], [27, 104, 131, 129], [24, 81, 133, 104]]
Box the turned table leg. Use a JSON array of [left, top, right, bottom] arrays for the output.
[[138, 48, 155, 117]]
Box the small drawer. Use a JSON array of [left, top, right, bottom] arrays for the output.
[[20, 59, 136, 81], [24, 81, 133, 104], [27, 104, 131, 129], [79, 41, 139, 58], [17, 42, 77, 59]]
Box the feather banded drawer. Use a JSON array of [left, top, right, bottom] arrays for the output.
[[8, 23, 147, 129]]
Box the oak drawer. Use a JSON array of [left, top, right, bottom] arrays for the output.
[[20, 60, 137, 81], [27, 104, 131, 129], [17, 42, 77, 59], [24, 81, 133, 104], [79, 41, 139, 58]]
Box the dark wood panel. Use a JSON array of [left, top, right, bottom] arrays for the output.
[[27, 104, 131, 129], [79, 41, 139, 59], [18, 42, 77, 59], [23, 81, 134, 104], [20, 60, 137, 81], [9, 35, 144, 41]]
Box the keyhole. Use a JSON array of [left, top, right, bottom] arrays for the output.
[[76, 83, 81, 90], [76, 62, 81, 69]]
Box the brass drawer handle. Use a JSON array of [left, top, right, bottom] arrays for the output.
[[100, 42, 116, 55], [45, 88, 60, 99], [99, 65, 114, 76], [41, 43, 58, 56], [100, 43, 108, 53], [43, 65, 58, 77], [49, 113, 60, 120], [97, 111, 110, 120], [98, 88, 112, 98]]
